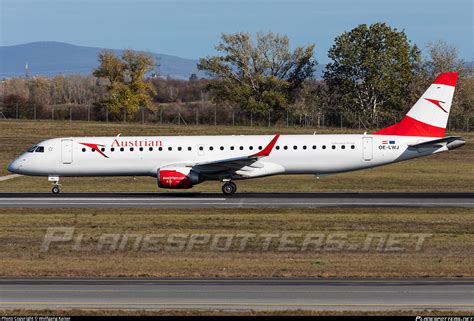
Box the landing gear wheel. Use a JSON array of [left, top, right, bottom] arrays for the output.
[[222, 182, 237, 195], [52, 185, 60, 194]]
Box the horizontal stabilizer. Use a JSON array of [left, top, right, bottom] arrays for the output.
[[408, 136, 465, 150]]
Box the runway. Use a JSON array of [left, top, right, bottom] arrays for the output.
[[0, 192, 473, 208], [0, 278, 472, 311]]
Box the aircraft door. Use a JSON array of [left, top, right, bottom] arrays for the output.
[[61, 139, 73, 164], [362, 137, 373, 161]]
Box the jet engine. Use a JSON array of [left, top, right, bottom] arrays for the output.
[[157, 167, 201, 189]]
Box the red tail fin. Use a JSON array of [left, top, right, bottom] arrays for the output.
[[374, 72, 458, 137]]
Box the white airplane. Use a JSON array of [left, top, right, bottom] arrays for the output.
[[7, 72, 465, 195]]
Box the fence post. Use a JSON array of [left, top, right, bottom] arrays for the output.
[[196, 108, 199, 125], [340, 113, 343, 129], [87, 106, 90, 122], [69, 106, 72, 122], [232, 111, 235, 126], [141, 107, 145, 124], [214, 107, 217, 126], [106, 108, 109, 122], [160, 107, 163, 124], [268, 111, 271, 127], [178, 110, 181, 125], [33, 104, 36, 120], [16, 103, 18, 119], [51, 107, 54, 121], [286, 110, 289, 127], [250, 111, 253, 127]]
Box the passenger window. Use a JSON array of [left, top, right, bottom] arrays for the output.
[[258, 146, 262, 150], [276, 146, 280, 150], [139, 147, 144, 152], [220, 146, 224, 150], [230, 146, 235, 150], [209, 146, 214, 151], [101, 148, 106, 152], [188, 147, 192, 151], [312, 145, 316, 149], [178, 147, 182, 151], [341, 145, 345, 149], [120, 147, 124, 152], [293, 146, 297, 150], [168, 147, 172, 151], [332, 145, 336, 149], [130, 147, 134, 152], [351, 145, 355, 149], [249, 146, 253, 150], [35, 146, 44, 153], [239, 146, 244, 150], [199, 146, 203, 151], [82, 148, 86, 152], [111, 148, 115, 152], [284, 146, 288, 150], [149, 147, 153, 151], [159, 147, 163, 151], [303, 146, 307, 150], [322, 145, 326, 149]]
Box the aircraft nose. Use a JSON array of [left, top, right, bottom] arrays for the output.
[[7, 158, 22, 174]]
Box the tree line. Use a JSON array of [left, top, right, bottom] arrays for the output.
[[1, 22, 472, 130]]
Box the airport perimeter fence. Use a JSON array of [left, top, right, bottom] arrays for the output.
[[0, 102, 472, 132]]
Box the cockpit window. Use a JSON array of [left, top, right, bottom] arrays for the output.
[[35, 146, 45, 153], [27, 145, 37, 153]]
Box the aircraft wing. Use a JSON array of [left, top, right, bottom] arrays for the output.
[[164, 134, 280, 175]]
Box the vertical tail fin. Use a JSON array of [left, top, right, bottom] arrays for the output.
[[373, 72, 458, 137]]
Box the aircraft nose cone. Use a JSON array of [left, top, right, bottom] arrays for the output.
[[7, 159, 21, 174]]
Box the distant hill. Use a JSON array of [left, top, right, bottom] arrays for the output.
[[0, 41, 204, 79], [0, 41, 328, 80]]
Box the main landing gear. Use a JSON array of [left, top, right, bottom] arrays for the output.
[[222, 181, 237, 195], [48, 176, 61, 194]]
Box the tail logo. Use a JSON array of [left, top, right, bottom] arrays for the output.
[[424, 98, 448, 113]]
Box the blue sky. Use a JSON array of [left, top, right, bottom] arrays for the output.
[[1, 0, 472, 63]]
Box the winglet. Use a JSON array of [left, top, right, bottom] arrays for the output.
[[252, 134, 280, 157]]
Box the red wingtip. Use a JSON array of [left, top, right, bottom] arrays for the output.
[[432, 72, 458, 87], [252, 134, 280, 157]]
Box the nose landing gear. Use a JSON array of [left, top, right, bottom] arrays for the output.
[[48, 176, 61, 194], [222, 181, 237, 195], [52, 185, 61, 194]]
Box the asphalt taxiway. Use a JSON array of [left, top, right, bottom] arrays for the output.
[[0, 192, 472, 208]]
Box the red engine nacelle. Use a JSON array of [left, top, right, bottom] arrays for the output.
[[157, 167, 201, 189]]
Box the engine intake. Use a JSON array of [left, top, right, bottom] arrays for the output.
[[157, 167, 201, 189]]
